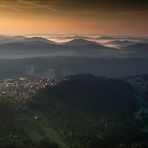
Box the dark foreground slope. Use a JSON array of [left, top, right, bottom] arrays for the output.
[[35, 74, 138, 115], [0, 74, 148, 148]]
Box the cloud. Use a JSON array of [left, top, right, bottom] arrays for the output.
[[0, 0, 148, 16], [19, 0, 148, 10]]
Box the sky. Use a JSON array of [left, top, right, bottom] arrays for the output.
[[0, 0, 148, 35]]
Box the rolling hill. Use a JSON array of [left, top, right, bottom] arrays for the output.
[[62, 38, 99, 46]]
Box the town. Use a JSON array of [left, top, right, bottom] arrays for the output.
[[0, 77, 56, 101]]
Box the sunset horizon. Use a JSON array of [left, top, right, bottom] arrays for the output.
[[0, 0, 148, 35], [0, 1, 148, 148]]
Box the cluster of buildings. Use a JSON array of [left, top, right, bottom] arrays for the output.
[[0, 77, 56, 100]]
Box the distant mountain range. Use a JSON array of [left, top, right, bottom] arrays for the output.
[[0, 36, 147, 78], [62, 38, 99, 46], [0, 35, 28, 44], [0, 36, 118, 58], [97, 36, 148, 41], [123, 43, 148, 57], [0, 36, 147, 58], [106, 40, 137, 47], [97, 36, 118, 40], [0, 36, 56, 44], [24, 37, 56, 44]]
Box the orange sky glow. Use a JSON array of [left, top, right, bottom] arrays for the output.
[[0, 0, 148, 36]]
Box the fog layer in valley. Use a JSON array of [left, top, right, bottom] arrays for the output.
[[0, 35, 148, 78]]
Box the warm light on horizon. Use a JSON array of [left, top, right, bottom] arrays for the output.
[[0, 0, 148, 35]]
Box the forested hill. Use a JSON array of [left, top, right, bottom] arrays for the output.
[[35, 74, 139, 116], [0, 74, 148, 148]]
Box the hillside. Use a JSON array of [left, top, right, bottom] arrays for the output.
[[62, 39, 99, 46], [29, 74, 147, 148], [0, 74, 148, 147]]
